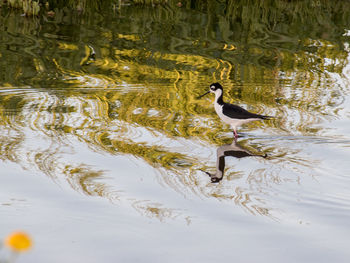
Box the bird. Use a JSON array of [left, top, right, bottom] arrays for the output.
[[197, 82, 272, 139]]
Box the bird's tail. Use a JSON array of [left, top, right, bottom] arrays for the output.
[[260, 115, 275, 120]]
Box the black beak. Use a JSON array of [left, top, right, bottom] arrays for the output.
[[197, 91, 210, 99]]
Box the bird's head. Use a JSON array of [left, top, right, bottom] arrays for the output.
[[209, 83, 223, 94], [197, 82, 223, 99]]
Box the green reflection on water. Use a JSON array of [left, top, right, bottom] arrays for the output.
[[1, 1, 350, 219]]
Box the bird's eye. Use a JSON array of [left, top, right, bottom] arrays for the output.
[[210, 86, 215, 90]]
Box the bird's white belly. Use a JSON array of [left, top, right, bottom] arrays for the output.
[[214, 103, 260, 129]]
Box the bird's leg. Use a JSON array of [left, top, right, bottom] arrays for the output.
[[233, 129, 238, 140]]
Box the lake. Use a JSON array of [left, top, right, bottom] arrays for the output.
[[1, 1, 350, 262]]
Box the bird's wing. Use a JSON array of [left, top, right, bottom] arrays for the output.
[[222, 103, 269, 119]]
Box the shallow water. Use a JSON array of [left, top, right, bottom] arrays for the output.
[[1, 2, 350, 262]]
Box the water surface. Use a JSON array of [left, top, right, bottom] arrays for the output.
[[1, 2, 350, 262]]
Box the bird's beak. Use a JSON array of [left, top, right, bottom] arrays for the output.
[[197, 91, 210, 99]]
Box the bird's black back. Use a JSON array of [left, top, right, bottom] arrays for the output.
[[222, 103, 270, 120]]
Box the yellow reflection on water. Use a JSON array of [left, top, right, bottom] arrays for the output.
[[0, 25, 348, 222]]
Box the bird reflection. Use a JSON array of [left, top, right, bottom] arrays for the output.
[[203, 140, 267, 183]]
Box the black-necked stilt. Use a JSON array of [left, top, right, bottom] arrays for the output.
[[198, 83, 272, 139]]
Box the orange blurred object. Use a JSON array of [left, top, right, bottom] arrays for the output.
[[5, 231, 32, 252]]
